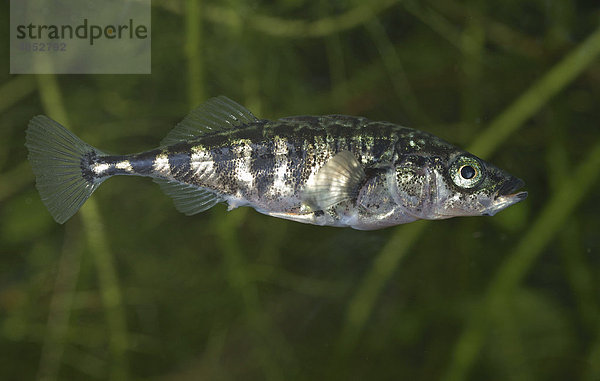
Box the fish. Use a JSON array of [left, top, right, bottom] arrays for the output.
[[25, 96, 527, 230]]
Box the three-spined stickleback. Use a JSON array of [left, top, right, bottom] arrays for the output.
[[25, 96, 527, 230]]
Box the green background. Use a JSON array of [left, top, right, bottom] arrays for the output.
[[1, 0, 600, 380]]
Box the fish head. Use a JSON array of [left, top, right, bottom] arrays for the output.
[[389, 136, 527, 220], [423, 152, 527, 219]]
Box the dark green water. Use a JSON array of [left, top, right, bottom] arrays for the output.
[[1, 1, 600, 380]]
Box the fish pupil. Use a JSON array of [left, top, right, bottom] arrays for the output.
[[460, 165, 476, 179]]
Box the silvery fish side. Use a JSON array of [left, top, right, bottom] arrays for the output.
[[25, 96, 527, 230]]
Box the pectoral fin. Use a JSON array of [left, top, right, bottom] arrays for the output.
[[303, 151, 366, 210]]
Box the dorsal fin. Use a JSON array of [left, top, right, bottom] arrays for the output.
[[160, 96, 259, 146], [302, 151, 366, 210]]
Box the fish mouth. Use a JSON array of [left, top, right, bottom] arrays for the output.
[[483, 177, 528, 216]]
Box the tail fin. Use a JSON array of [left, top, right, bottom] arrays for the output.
[[25, 116, 105, 224]]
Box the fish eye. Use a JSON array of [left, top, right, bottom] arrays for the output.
[[450, 156, 484, 188], [460, 165, 476, 179]]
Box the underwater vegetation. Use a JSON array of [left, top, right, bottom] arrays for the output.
[[1, 0, 600, 380]]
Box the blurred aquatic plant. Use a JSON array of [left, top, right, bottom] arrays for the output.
[[1, 0, 600, 380], [37, 75, 130, 381], [337, 21, 600, 364]]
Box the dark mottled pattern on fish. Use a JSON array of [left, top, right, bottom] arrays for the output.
[[132, 116, 408, 213]]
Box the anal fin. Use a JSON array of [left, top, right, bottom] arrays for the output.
[[154, 179, 222, 215], [302, 150, 366, 210]]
